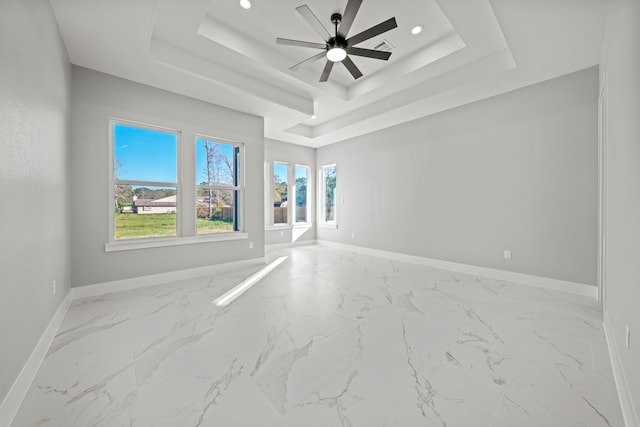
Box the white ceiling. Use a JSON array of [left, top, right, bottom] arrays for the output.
[[50, 0, 608, 148]]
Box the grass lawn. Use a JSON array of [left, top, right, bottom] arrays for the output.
[[196, 217, 233, 234], [115, 213, 233, 239]]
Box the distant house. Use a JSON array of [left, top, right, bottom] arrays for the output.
[[132, 195, 176, 214]]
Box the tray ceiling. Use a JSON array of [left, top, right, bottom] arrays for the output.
[[50, 0, 608, 147]]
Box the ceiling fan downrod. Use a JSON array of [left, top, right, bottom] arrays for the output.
[[327, 13, 347, 61]]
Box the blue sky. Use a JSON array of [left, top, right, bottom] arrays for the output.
[[114, 123, 177, 183], [274, 163, 288, 184], [195, 138, 235, 185], [295, 166, 307, 181]]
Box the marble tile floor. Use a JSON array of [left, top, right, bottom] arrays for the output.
[[12, 245, 623, 426]]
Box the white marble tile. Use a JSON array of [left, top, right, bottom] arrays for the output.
[[254, 323, 363, 414], [134, 354, 280, 426], [11, 245, 623, 426], [13, 354, 138, 427]]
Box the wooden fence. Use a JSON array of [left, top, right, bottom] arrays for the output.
[[213, 207, 234, 221], [198, 205, 234, 221], [273, 206, 307, 223], [274, 207, 288, 223]]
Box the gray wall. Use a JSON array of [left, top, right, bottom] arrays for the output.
[[601, 0, 640, 415], [0, 0, 71, 404], [317, 67, 598, 286], [70, 67, 264, 287], [265, 138, 316, 245]]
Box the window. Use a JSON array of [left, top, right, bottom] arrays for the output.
[[265, 161, 311, 228], [321, 164, 337, 224], [195, 137, 242, 234], [110, 120, 246, 249], [112, 121, 179, 240], [273, 163, 289, 224], [295, 165, 308, 223]]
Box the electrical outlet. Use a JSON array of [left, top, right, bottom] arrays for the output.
[[626, 325, 631, 350], [280, 231, 284, 237], [504, 250, 512, 259], [52, 280, 56, 295], [249, 241, 254, 249], [351, 232, 356, 239]]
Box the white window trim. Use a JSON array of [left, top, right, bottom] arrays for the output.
[[265, 161, 314, 229], [109, 118, 182, 244], [194, 134, 245, 236], [294, 164, 311, 226], [317, 223, 338, 230], [264, 161, 271, 227], [272, 161, 291, 226], [293, 223, 313, 230], [105, 232, 248, 252], [319, 163, 337, 228], [108, 119, 247, 252], [265, 224, 292, 231]]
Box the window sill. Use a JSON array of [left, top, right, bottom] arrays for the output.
[[265, 225, 292, 231], [105, 233, 249, 252], [265, 223, 313, 231], [318, 223, 338, 229], [293, 223, 313, 229]]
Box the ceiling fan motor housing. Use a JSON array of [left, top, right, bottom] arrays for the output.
[[328, 13, 347, 50], [327, 35, 347, 51]]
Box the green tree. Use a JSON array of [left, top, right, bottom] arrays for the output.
[[324, 166, 336, 221], [114, 185, 133, 212], [274, 174, 287, 203], [113, 159, 133, 212], [295, 176, 307, 206]]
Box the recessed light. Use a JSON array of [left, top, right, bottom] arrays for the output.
[[239, 0, 251, 10], [411, 25, 423, 35]]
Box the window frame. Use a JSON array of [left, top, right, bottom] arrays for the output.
[[272, 161, 290, 226], [108, 118, 181, 244], [106, 119, 248, 253], [265, 161, 313, 229], [319, 163, 337, 228], [194, 135, 245, 236], [294, 164, 310, 225]]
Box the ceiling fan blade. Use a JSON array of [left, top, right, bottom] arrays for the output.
[[277, 38, 326, 50], [296, 5, 331, 41], [347, 47, 391, 60], [290, 51, 327, 71], [339, 0, 363, 37], [319, 60, 334, 82], [347, 17, 398, 47], [342, 56, 363, 80]]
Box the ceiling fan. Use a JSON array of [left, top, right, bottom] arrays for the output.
[[276, 0, 398, 82]]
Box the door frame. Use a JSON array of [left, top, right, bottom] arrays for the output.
[[597, 71, 608, 309]]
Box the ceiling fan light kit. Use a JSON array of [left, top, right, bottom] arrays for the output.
[[326, 46, 347, 62], [276, 0, 398, 82]]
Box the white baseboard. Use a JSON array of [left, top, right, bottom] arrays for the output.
[[72, 257, 265, 299], [316, 241, 597, 298], [0, 257, 265, 426], [604, 311, 639, 427], [0, 291, 73, 427]]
